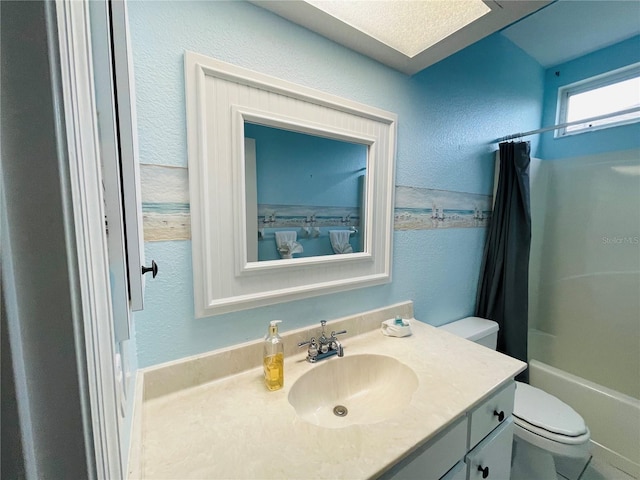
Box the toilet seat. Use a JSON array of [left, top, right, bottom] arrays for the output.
[[514, 381, 588, 438], [513, 415, 590, 445], [512, 382, 590, 458]]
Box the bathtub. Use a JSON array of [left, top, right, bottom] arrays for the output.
[[529, 359, 640, 478]]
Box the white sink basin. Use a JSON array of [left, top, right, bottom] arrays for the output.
[[288, 354, 419, 428]]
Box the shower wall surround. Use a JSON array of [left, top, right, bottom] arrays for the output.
[[528, 148, 640, 395], [129, 1, 545, 367]]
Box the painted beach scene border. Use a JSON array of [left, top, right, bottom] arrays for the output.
[[394, 186, 492, 230], [138, 164, 494, 241]]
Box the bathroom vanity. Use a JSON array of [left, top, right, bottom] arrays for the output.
[[130, 302, 525, 479]]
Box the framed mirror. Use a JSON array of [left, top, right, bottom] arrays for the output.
[[185, 51, 396, 317]]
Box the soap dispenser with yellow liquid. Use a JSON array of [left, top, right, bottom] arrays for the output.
[[263, 320, 284, 391]]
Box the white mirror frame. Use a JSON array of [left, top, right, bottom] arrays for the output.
[[185, 51, 397, 317]]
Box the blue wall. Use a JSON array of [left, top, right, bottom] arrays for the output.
[[129, 0, 544, 368], [245, 123, 366, 207], [539, 35, 640, 160]]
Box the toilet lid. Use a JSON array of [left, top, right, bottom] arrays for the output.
[[514, 382, 588, 437]]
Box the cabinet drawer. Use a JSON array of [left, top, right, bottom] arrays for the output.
[[465, 418, 514, 480], [468, 381, 515, 449], [381, 417, 467, 480]]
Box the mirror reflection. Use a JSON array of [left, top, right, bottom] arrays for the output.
[[244, 123, 367, 261]]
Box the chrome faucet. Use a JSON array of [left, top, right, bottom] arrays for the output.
[[298, 320, 346, 363]]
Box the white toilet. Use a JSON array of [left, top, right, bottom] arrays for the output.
[[440, 317, 591, 479]]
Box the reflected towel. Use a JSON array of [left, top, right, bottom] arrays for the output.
[[275, 231, 303, 259], [299, 226, 311, 238], [329, 230, 353, 254]]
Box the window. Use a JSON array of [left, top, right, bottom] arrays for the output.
[[556, 63, 640, 137]]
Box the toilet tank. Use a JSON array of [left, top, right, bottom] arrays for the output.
[[439, 317, 499, 350]]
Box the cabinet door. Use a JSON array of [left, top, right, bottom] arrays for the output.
[[441, 461, 466, 480], [381, 417, 467, 480], [465, 418, 514, 480], [90, 0, 146, 331]]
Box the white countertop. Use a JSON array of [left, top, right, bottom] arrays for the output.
[[137, 319, 526, 479]]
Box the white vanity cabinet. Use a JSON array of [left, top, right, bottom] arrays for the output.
[[380, 381, 516, 480], [464, 382, 516, 480]]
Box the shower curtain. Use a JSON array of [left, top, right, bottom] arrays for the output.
[[476, 141, 531, 382]]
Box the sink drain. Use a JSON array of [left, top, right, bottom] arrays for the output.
[[333, 405, 348, 417]]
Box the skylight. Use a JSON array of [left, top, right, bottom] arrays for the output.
[[305, 0, 491, 58]]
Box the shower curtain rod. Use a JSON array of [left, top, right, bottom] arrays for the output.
[[497, 106, 640, 143]]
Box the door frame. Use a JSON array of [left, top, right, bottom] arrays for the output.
[[54, 0, 124, 477]]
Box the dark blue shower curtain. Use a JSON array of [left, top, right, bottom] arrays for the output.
[[476, 141, 531, 382]]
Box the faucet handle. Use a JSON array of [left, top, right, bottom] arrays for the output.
[[331, 330, 347, 337], [298, 337, 316, 348]]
